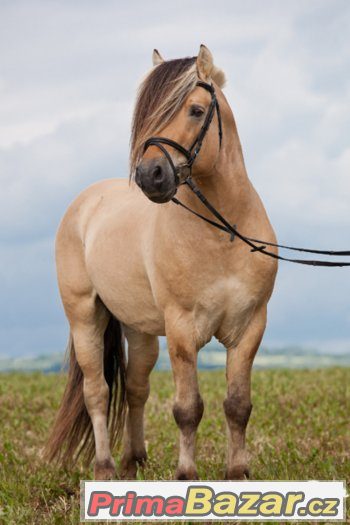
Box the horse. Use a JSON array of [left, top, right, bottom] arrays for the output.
[[45, 45, 277, 481]]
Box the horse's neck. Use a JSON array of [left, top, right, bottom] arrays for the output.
[[174, 134, 252, 224]]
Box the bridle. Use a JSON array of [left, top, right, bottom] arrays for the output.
[[143, 81, 222, 185], [142, 81, 350, 267]]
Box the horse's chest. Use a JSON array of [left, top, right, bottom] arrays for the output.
[[191, 274, 258, 347]]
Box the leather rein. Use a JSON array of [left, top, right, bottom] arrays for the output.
[[143, 81, 350, 267]]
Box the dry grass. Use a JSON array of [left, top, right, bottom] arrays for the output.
[[0, 367, 349, 524]]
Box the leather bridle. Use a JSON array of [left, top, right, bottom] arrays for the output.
[[142, 81, 350, 267], [143, 81, 222, 185]]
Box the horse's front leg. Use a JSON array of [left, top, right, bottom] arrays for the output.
[[166, 313, 204, 480], [223, 306, 267, 480]]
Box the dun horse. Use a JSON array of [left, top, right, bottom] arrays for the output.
[[45, 45, 277, 480]]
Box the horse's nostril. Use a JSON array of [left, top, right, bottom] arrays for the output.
[[152, 165, 163, 182]]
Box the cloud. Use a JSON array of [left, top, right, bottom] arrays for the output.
[[0, 0, 349, 356], [0, 102, 131, 242]]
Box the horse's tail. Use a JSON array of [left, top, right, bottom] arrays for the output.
[[44, 316, 127, 466]]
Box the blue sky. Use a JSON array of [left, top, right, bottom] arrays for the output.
[[0, 0, 349, 357]]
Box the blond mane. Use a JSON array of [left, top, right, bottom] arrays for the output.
[[130, 57, 198, 178]]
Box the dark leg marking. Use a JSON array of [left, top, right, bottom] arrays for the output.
[[223, 391, 252, 429], [173, 394, 204, 432]]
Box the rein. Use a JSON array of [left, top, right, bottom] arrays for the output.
[[144, 81, 350, 268]]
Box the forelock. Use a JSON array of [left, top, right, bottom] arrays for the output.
[[130, 57, 197, 178]]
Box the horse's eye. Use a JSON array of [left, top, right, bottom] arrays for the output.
[[189, 105, 205, 118]]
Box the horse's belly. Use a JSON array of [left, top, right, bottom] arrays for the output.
[[101, 285, 166, 335], [89, 240, 258, 341], [87, 249, 166, 335]]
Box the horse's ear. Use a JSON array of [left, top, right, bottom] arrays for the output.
[[197, 44, 226, 88], [152, 49, 164, 66], [196, 45, 214, 81]]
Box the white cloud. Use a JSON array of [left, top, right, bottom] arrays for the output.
[[0, 101, 131, 241]]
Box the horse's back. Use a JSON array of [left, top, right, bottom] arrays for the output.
[[56, 178, 155, 249]]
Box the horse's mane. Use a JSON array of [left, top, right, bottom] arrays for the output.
[[130, 57, 197, 178]]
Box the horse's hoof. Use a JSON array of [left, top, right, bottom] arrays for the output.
[[120, 452, 147, 480], [225, 465, 250, 480], [175, 467, 199, 480], [94, 458, 116, 480], [120, 461, 137, 480]]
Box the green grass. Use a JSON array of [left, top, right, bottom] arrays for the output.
[[0, 368, 348, 524]]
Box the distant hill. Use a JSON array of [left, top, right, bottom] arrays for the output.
[[0, 342, 349, 373], [0, 352, 65, 373]]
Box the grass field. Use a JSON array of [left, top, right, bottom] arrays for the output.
[[0, 367, 348, 524]]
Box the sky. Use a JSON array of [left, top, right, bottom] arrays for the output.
[[0, 0, 349, 357]]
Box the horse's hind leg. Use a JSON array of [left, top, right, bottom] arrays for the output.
[[120, 328, 159, 479], [70, 299, 117, 479], [47, 216, 126, 479], [222, 306, 267, 480]]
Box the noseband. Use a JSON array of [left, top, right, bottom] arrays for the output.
[[141, 81, 350, 267], [143, 81, 222, 185]]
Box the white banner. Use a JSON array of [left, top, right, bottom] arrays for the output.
[[81, 480, 346, 521]]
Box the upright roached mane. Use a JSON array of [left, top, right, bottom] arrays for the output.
[[130, 57, 197, 177]]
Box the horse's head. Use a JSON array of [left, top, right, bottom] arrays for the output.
[[131, 45, 227, 203]]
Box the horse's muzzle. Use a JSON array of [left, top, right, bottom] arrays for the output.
[[135, 157, 178, 203]]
